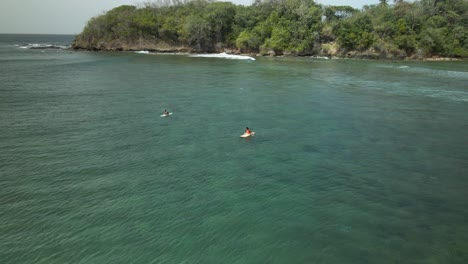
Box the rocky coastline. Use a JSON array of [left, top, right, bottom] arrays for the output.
[[71, 39, 463, 61]]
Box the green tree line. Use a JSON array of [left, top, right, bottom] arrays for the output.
[[73, 0, 468, 58]]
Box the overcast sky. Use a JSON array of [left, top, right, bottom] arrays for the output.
[[0, 0, 380, 34]]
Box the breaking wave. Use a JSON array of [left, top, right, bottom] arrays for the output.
[[18, 43, 70, 50], [190, 52, 255, 61], [134, 51, 255, 61], [134, 50, 151, 54], [311, 56, 330, 60]]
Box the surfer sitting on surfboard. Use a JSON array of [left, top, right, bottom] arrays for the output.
[[240, 127, 254, 138], [163, 109, 169, 115]]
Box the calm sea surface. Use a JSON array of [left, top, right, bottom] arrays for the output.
[[1, 34, 468, 264]]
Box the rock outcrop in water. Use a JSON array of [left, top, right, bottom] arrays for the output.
[[20, 44, 70, 50]]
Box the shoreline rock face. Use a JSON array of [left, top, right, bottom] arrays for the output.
[[71, 39, 463, 61], [71, 37, 193, 53]]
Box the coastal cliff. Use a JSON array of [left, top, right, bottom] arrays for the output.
[[72, 36, 192, 53]]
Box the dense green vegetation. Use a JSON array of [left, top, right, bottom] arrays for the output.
[[73, 0, 468, 58]]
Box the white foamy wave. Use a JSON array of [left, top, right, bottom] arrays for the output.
[[134, 51, 190, 55], [377, 65, 409, 69], [190, 52, 255, 61], [18, 43, 70, 50], [156, 52, 189, 56], [134, 50, 151, 54], [311, 56, 329, 60]]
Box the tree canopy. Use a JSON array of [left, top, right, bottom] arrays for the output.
[[73, 0, 468, 58]]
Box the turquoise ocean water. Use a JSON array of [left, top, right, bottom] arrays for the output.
[[1, 34, 468, 263]]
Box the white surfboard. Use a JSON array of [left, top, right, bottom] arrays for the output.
[[160, 113, 172, 117], [240, 132, 255, 138]]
